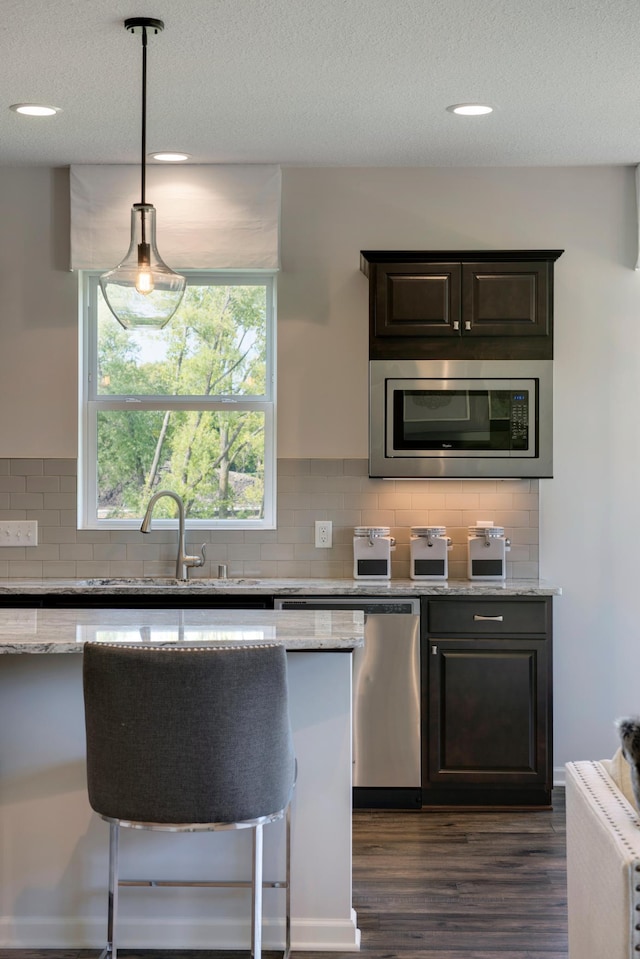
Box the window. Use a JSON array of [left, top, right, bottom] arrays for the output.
[[79, 271, 276, 529]]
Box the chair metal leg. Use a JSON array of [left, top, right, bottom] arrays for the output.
[[284, 804, 291, 959], [251, 824, 264, 959], [99, 820, 119, 959], [102, 812, 289, 959]]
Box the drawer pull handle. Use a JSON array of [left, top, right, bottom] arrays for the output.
[[473, 614, 504, 622]]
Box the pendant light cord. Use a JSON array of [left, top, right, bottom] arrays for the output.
[[140, 25, 148, 208]]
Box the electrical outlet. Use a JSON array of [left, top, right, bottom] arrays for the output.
[[315, 520, 332, 548], [0, 520, 38, 547]]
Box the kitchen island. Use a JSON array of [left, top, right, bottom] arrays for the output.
[[0, 607, 364, 952]]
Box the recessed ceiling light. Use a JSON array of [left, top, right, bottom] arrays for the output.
[[446, 103, 493, 116], [10, 103, 61, 117], [150, 152, 191, 162]]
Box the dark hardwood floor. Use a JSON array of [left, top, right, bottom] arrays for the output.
[[0, 791, 567, 959]]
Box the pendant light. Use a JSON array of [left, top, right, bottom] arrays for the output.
[[100, 17, 186, 331]]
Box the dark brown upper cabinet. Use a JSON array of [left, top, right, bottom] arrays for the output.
[[361, 250, 563, 360]]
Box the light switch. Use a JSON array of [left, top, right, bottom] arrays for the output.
[[0, 521, 38, 547]]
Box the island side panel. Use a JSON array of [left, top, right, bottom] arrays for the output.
[[287, 651, 360, 949]]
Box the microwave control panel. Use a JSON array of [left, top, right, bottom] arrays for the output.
[[509, 392, 529, 449]]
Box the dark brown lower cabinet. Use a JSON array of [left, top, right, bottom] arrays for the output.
[[422, 596, 553, 807]]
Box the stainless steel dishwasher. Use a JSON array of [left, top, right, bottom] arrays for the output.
[[274, 596, 421, 808]]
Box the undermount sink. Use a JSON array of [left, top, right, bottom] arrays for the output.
[[75, 578, 260, 587]]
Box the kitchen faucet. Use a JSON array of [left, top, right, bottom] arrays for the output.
[[140, 490, 206, 581]]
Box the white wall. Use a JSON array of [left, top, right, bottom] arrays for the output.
[[1, 164, 639, 767], [0, 169, 77, 457]]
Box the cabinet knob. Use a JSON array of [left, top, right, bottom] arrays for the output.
[[464, 320, 472, 331], [453, 320, 460, 331], [431, 644, 438, 655], [473, 614, 504, 622]]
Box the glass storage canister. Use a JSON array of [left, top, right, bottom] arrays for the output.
[[353, 526, 395, 580], [410, 526, 452, 581], [467, 522, 511, 581]]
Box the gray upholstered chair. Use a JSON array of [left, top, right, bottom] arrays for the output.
[[83, 641, 296, 959]]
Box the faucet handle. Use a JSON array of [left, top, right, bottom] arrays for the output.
[[184, 543, 207, 570]]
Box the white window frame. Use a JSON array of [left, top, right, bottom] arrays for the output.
[[78, 270, 277, 530]]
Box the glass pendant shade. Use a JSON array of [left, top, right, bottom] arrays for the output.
[[100, 203, 186, 330]]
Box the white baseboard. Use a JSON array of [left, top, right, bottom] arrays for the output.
[[0, 913, 361, 952], [553, 766, 566, 787]]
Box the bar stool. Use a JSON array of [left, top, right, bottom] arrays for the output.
[[82, 641, 296, 959]]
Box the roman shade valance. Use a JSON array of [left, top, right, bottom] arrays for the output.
[[70, 164, 281, 271]]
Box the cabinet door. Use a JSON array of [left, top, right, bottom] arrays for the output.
[[462, 261, 550, 337], [373, 262, 461, 337], [426, 638, 550, 788]]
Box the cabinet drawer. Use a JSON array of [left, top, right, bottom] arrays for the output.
[[427, 599, 548, 636]]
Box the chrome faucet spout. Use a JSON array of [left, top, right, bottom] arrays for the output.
[[140, 490, 205, 580]]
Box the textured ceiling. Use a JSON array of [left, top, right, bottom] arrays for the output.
[[1, 0, 639, 167]]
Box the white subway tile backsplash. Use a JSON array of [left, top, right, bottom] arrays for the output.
[[309, 459, 344, 476], [92, 544, 127, 562], [377, 492, 413, 510], [345, 492, 379, 509], [260, 543, 295, 561], [512, 493, 540, 510], [0, 457, 540, 580], [277, 459, 310, 476], [42, 492, 78, 510], [445, 493, 480, 510], [43, 459, 76, 476], [41, 527, 77, 544], [10, 459, 43, 476], [410, 493, 447, 510], [60, 544, 94, 561], [76, 530, 111, 544], [361, 509, 396, 526], [9, 561, 43, 577], [343, 459, 368, 476], [40, 562, 78, 578], [10, 493, 44, 510], [0, 477, 26, 493], [26, 476, 60, 493], [0, 547, 26, 560], [30, 545, 61, 561]]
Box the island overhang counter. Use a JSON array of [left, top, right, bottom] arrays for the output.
[[0, 607, 364, 952]]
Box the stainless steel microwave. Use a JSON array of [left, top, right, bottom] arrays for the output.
[[369, 359, 553, 479]]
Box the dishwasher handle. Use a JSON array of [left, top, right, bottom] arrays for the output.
[[275, 597, 420, 615]]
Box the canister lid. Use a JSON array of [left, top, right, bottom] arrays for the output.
[[411, 526, 446, 536], [354, 526, 391, 537], [468, 525, 505, 537]]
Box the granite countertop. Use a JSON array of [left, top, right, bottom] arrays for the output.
[[0, 607, 365, 655], [0, 577, 562, 596]]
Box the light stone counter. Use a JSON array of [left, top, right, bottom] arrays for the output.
[[0, 606, 364, 654], [0, 576, 561, 596]]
